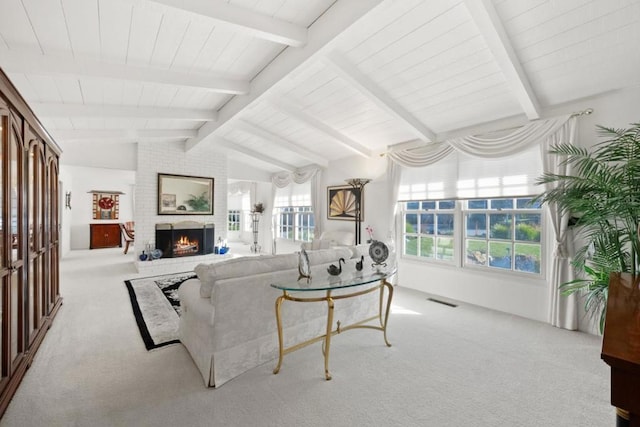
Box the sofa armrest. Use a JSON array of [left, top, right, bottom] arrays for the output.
[[178, 278, 215, 326]]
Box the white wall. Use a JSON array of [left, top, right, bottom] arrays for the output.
[[58, 167, 72, 256], [60, 142, 137, 170], [60, 165, 135, 250]]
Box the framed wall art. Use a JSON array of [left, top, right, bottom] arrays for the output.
[[90, 190, 123, 220], [158, 173, 214, 215], [327, 185, 363, 221]]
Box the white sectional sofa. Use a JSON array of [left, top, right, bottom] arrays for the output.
[[178, 246, 380, 387]]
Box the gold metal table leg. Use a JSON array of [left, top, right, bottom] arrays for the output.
[[324, 295, 334, 380], [381, 280, 393, 347], [273, 293, 286, 375]]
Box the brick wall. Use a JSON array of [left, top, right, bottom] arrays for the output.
[[135, 141, 227, 274]]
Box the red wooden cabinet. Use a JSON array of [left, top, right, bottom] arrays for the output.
[[90, 223, 122, 249]]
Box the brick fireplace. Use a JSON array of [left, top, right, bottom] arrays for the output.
[[155, 221, 215, 258]]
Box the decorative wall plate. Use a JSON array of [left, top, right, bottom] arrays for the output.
[[369, 240, 389, 264]]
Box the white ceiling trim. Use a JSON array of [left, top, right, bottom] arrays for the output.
[[1, 51, 249, 94], [213, 137, 296, 172], [323, 52, 437, 143], [235, 120, 328, 168], [464, 0, 540, 119], [32, 103, 217, 121], [144, 0, 308, 47], [271, 99, 371, 158], [53, 129, 197, 140], [184, 0, 386, 152]]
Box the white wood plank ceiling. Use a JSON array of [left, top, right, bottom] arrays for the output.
[[1, 0, 639, 173]]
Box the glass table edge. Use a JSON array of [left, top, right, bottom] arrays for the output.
[[270, 267, 397, 292]]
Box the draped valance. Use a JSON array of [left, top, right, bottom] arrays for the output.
[[388, 114, 572, 167]]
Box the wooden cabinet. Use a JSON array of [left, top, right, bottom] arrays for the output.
[[0, 68, 61, 418], [90, 224, 122, 249], [602, 273, 640, 426]]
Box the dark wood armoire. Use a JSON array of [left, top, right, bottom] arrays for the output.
[[0, 69, 62, 417]]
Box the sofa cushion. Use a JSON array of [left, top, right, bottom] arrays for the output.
[[195, 253, 298, 298], [319, 230, 354, 247], [306, 247, 352, 265], [310, 239, 331, 250]]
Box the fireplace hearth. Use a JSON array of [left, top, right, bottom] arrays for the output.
[[155, 221, 214, 258]]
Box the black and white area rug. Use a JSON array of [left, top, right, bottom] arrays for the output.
[[124, 272, 196, 350]]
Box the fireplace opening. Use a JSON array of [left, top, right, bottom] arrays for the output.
[[155, 222, 214, 258]]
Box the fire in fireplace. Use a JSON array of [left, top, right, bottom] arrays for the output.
[[155, 222, 214, 258]]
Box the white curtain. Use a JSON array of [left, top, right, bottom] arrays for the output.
[[389, 115, 572, 167], [386, 157, 401, 247], [388, 114, 579, 330], [271, 166, 323, 253], [541, 117, 578, 330]]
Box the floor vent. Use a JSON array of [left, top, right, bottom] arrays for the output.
[[427, 298, 457, 308]]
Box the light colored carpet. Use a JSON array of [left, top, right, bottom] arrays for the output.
[[0, 248, 613, 427]]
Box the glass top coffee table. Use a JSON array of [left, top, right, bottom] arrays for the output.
[[271, 266, 396, 381]]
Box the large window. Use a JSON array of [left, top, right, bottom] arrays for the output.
[[403, 200, 456, 262], [464, 197, 542, 274], [401, 197, 543, 275], [275, 206, 314, 242], [274, 181, 314, 242]]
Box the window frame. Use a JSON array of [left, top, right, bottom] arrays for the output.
[[227, 209, 241, 232], [462, 197, 544, 277], [400, 196, 545, 277], [401, 199, 459, 266], [275, 205, 315, 242]]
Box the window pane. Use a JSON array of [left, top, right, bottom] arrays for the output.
[[489, 241, 511, 270], [466, 239, 487, 265], [514, 243, 541, 274], [517, 198, 541, 209], [515, 214, 541, 242], [439, 200, 455, 209], [489, 214, 511, 239], [419, 236, 434, 258], [468, 199, 487, 209], [405, 214, 418, 234], [490, 199, 513, 210], [436, 214, 454, 235], [421, 201, 436, 210], [466, 213, 486, 237], [407, 201, 419, 210], [437, 237, 454, 261], [405, 235, 418, 256], [420, 213, 433, 235]]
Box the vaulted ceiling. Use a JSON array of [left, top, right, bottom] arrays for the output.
[[1, 0, 639, 173]]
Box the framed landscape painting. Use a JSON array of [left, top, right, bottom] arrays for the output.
[[327, 185, 362, 221]]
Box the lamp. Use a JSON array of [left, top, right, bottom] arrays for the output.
[[345, 178, 371, 245]]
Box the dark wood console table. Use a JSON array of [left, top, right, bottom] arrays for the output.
[[602, 273, 640, 427], [90, 223, 122, 249]]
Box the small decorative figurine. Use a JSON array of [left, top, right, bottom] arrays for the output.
[[327, 258, 345, 276], [298, 248, 311, 282], [355, 255, 364, 271]]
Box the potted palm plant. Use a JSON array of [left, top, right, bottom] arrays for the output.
[[535, 123, 640, 332]]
